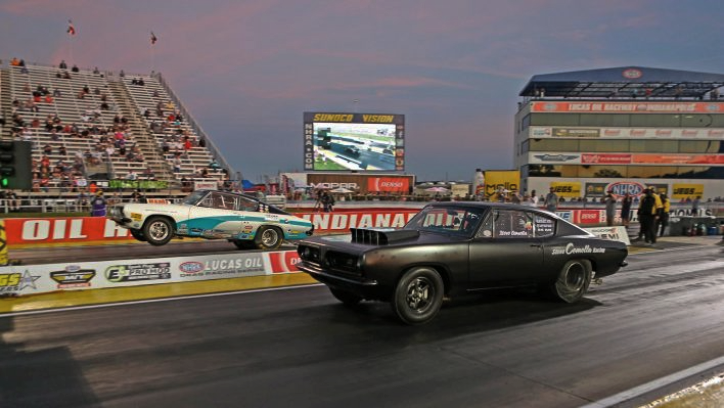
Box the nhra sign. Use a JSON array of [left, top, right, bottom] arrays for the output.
[[607, 181, 645, 198], [367, 177, 409, 193]]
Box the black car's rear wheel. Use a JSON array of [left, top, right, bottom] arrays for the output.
[[254, 226, 283, 250], [330, 288, 363, 306], [391, 267, 444, 325], [549, 259, 592, 303], [143, 216, 174, 246], [130, 228, 147, 242]]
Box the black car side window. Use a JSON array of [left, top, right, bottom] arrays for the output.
[[533, 214, 556, 238], [475, 212, 494, 238], [494, 210, 534, 238]]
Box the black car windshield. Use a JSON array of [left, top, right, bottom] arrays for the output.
[[404, 206, 487, 237], [181, 190, 209, 206]]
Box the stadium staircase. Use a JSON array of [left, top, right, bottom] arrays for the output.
[[0, 69, 11, 139], [106, 80, 172, 181]]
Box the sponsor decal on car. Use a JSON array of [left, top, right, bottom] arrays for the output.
[[551, 243, 606, 256], [130, 213, 142, 222], [105, 263, 171, 283], [50, 266, 96, 288], [0, 271, 40, 294]]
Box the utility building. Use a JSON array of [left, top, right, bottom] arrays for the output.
[[515, 66, 724, 202]]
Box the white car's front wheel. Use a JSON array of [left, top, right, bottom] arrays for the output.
[[143, 217, 174, 246]]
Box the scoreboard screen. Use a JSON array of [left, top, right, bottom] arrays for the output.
[[304, 112, 405, 172]]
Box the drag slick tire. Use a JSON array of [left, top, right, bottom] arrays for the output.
[[549, 259, 592, 303], [254, 226, 283, 250], [391, 267, 444, 325], [330, 288, 363, 307], [143, 216, 174, 246], [232, 240, 256, 250], [130, 228, 147, 242]]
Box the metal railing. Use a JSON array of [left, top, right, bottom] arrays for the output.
[[153, 72, 235, 177]]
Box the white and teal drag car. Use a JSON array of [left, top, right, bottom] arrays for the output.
[[108, 190, 314, 250]]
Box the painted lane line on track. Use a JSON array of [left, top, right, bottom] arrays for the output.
[[0, 283, 323, 319], [579, 355, 724, 408]]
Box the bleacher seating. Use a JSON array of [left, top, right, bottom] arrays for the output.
[[0, 60, 232, 197], [121, 74, 227, 184]]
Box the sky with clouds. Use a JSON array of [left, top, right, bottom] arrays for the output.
[[2, 0, 724, 182]]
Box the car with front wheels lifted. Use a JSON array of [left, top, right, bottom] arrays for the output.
[[108, 190, 313, 250], [296, 202, 628, 325]]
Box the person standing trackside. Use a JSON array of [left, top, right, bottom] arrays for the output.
[[620, 193, 633, 228], [604, 191, 617, 226], [544, 187, 558, 213], [657, 193, 671, 237], [90, 190, 107, 217], [636, 187, 663, 245]]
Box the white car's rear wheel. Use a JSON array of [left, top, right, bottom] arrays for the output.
[[255, 226, 282, 250]]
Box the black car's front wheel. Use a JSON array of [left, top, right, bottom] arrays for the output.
[[391, 267, 444, 325], [143, 216, 174, 246], [330, 288, 363, 307], [549, 259, 592, 303]]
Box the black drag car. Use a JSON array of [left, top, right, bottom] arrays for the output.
[[296, 202, 628, 325]]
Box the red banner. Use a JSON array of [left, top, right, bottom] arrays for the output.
[[4, 208, 610, 246], [581, 154, 632, 164], [531, 101, 724, 114], [367, 177, 410, 193]]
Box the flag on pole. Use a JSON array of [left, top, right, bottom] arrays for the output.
[[67, 20, 76, 36], [151, 31, 158, 45]]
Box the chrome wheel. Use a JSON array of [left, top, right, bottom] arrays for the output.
[[143, 217, 174, 246], [255, 226, 283, 250]]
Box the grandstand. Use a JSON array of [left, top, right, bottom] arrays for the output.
[[0, 59, 235, 207]]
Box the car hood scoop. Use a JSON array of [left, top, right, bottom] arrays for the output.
[[349, 228, 419, 245]]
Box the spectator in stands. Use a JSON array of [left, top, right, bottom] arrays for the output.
[[90, 191, 107, 216], [56, 71, 62, 78], [82, 85, 90, 94], [59, 145, 67, 156], [77, 91, 85, 99], [161, 139, 170, 153], [126, 170, 138, 181], [173, 154, 182, 173], [209, 159, 221, 170], [59, 60, 68, 69], [20, 65, 29, 74], [152, 89, 160, 98], [44, 94, 54, 104], [63, 71, 72, 79], [93, 67, 100, 74], [138, 78, 145, 86], [11, 57, 20, 66], [71, 64, 79, 73], [43, 144, 53, 155], [183, 137, 192, 157], [198, 137, 206, 148], [77, 189, 89, 211], [131, 189, 146, 203], [4, 190, 21, 212], [53, 88, 62, 97], [119, 69, 125, 77], [142, 167, 155, 180]]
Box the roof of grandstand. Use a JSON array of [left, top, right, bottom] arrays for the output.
[[519, 66, 724, 99]]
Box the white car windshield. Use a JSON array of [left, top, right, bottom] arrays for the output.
[[182, 190, 209, 206]]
